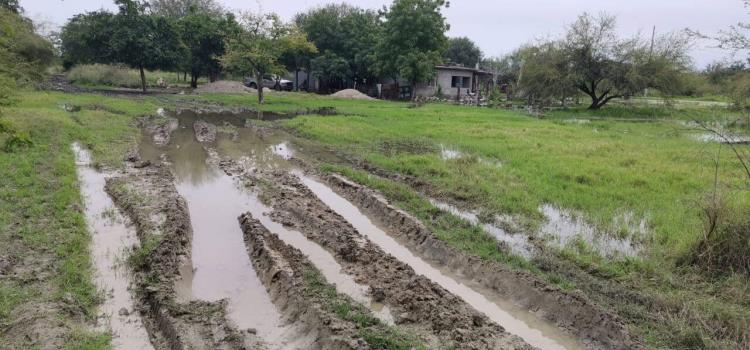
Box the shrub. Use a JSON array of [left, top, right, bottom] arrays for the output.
[[690, 198, 750, 276], [66, 64, 185, 88]]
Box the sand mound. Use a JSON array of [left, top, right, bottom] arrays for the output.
[[331, 89, 375, 100], [195, 80, 255, 94]]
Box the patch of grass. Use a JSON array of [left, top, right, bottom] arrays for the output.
[[0, 90, 158, 348], [302, 268, 426, 350], [67, 64, 202, 89], [64, 328, 112, 350], [128, 234, 162, 271]]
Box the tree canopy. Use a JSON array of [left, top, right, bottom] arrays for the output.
[[148, 0, 224, 18], [178, 10, 239, 87], [444, 37, 483, 67], [222, 12, 315, 103], [295, 4, 380, 90], [376, 0, 449, 98]]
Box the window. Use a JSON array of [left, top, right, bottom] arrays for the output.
[[451, 76, 472, 88]]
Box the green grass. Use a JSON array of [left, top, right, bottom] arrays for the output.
[[303, 268, 426, 350], [172, 91, 750, 348], [0, 90, 157, 348], [67, 64, 204, 89]]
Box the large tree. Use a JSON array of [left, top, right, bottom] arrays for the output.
[[444, 37, 483, 67], [60, 11, 115, 69], [279, 27, 318, 91], [178, 10, 239, 87], [563, 13, 691, 109], [110, 0, 184, 92], [222, 12, 314, 104], [376, 0, 449, 99], [295, 4, 380, 90], [148, 0, 223, 18]]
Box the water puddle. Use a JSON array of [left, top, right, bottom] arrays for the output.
[[440, 145, 463, 160], [72, 142, 153, 350], [692, 132, 750, 144], [139, 111, 393, 334], [298, 175, 582, 350], [428, 199, 533, 258], [539, 204, 642, 258]]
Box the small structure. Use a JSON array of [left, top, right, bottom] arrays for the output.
[[415, 65, 496, 100]]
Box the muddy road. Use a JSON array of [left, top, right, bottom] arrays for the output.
[[81, 107, 642, 349]]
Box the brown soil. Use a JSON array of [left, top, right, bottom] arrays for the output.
[[193, 121, 217, 143], [106, 161, 263, 350], [240, 214, 379, 350], [324, 174, 642, 350], [195, 81, 256, 94], [231, 165, 533, 350]]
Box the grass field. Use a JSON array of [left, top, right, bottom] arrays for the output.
[[187, 92, 750, 348], [1, 89, 748, 348]]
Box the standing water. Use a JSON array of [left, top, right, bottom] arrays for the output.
[[72, 143, 154, 350], [299, 174, 584, 350]]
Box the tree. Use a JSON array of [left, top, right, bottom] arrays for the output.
[[518, 41, 577, 106], [563, 12, 691, 109], [149, 0, 223, 18], [178, 10, 239, 87], [0, 0, 20, 14], [444, 37, 483, 67], [310, 51, 349, 92], [295, 4, 380, 90], [60, 11, 115, 69], [279, 27, 318, 91], [109, 0, 184, 92], [222, 12, 312, 104], [376, 0, 448, 99]]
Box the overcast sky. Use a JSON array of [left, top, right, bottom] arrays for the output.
[[21, 0, 749, 68]]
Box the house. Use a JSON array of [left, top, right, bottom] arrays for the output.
[[415, 65, 496, 99]]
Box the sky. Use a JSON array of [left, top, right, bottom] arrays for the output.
[[21, 0, 749, 69]]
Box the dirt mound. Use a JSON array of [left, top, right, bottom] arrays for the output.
[[195, 80, 255, 94], [330, 89, 375, 100], [193, 120, 217, 143]]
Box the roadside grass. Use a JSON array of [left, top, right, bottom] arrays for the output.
[[302, 267, 427, 350], [0, 90, 156, 348]]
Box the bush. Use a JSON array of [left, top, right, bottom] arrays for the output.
[[690, 198, 750, 276], [66, 64, 186, 88]]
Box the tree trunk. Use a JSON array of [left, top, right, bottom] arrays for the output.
[[295, 69, 300, 92], [190, 72, 198, 89], [139, 65, 147, 93], [256, 72, 264, 104], [183, 72, 187, 82], [411, 81, 417, 101]]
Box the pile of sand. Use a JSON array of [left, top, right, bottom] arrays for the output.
[[195, 80, 256, 94], [330, 89, 375, 100]]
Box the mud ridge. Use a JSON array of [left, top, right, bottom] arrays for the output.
[[234, 166, 533, 350], [240, 214, 395, 350], [193, 120, 217, 143], [325, 173, 643, 350], [105, 162, 263, 350], [140, 116, 179, 146]]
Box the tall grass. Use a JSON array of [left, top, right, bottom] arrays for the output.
[[66, 64, 190, 88]]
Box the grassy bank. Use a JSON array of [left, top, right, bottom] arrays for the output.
[[0, 90, 156, 348]]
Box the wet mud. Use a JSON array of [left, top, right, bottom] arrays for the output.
[[231, 167, 533, 350], [105, 161, 262, 350], [324, 174, 643, 350], [240, 214, 397, 350], [73, 143, 153, 349]]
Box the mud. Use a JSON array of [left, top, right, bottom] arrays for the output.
[[240, 214, 390, 350], [73, 143, 153, 349], [193, 121, 217, 143], [141, 115, 179, 146], [105, 161, 263, 350], [325, 174, 643, 350], [237, 168, 533, 349]]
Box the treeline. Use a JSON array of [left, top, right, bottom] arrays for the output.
[[60, 0, 457, 101]]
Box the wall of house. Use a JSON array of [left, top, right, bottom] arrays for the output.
[[436, 69, 473, 98]]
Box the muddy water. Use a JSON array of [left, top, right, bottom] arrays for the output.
[[299, 174, 584, 350], [72, 143, 154, 350], [139, 111, 393, 337]]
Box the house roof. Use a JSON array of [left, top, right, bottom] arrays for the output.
[[435, 65, 494, 76]]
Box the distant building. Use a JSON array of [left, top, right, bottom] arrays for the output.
[[415, 65, 496, 99]]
